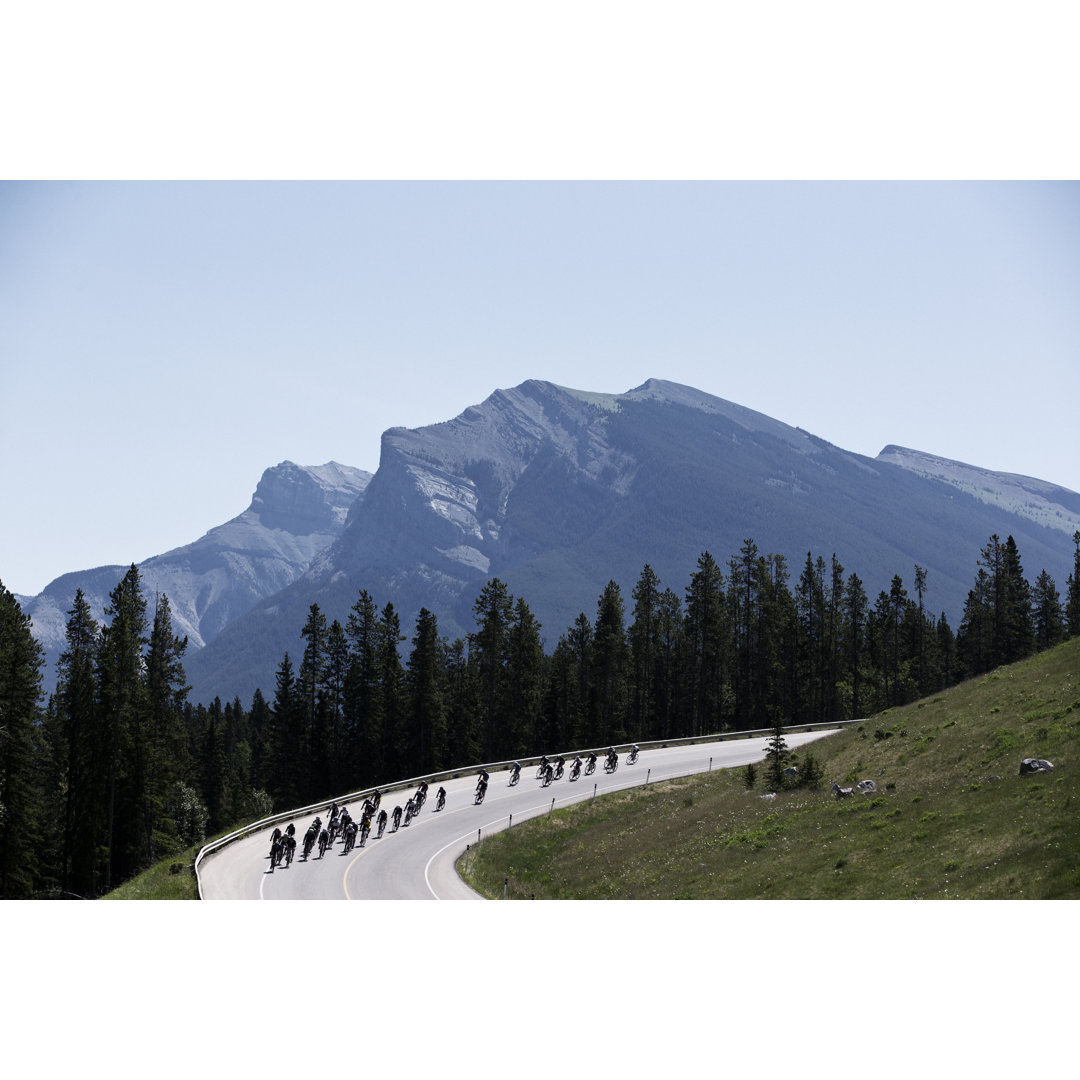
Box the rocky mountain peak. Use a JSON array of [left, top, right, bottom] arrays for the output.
[[249, 460, 370, 534]]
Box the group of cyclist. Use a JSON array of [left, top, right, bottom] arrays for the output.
[[267, 745, 642, 869], [529, 745, 638, 785]]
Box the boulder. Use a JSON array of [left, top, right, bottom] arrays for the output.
[[831, 783, 854, 798], [855, 779, 877, 794], [1019, 758, 1054, 776]]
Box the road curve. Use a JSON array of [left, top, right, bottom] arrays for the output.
[[198, 731, 839, 900]]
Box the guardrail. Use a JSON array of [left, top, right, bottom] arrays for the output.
[[194, 718, 857, 897]]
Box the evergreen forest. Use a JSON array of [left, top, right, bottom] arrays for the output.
[[2, 530, 1078, 898]]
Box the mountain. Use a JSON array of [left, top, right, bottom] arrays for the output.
[[23, 461, 371, 691], [184, 379, 1078, 705], [876, 445, 1080, 536]]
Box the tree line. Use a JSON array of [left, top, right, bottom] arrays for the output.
[[2, 530, 1078, 898]]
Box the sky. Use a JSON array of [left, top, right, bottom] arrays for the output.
[[2, 179, 1078, 597]]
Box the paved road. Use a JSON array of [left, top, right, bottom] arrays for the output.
[[198, 730, 839, 900]]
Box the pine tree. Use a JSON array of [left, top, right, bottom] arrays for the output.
[[763, 715, 789, 792], [53, 588, 100, 896], [470, 579, 513, 762], [322, 620, 349, 794], [1066, 531, 1080, 638], [406, 608, 447, 773], [913, 565, 928, 695], [96, 565, 150, 891], [1032, 570, 1065, 650], [0, 582, 45, 898], [268, 653, 300, 807], [247, 687, 272, 792], [629, 564, 662, 739], [200, 699, 229, 833], [592, 580, 629, 746], [344, 590, 379, 787], [653, 588, 684, 740], [443, 637, 478, 768], [375, 603, 406, 781], [728, 542, 757, 730], [506, 597, 544, 756], [1000, 536, 1035, 664], [957, 567, 993, 677], [566, 612, 594, 745], [142, 593, 189, 863], [684, 551, 729, 736], [543, 635, 575, 752], [298, 603, 328, 799], [843, 573, 868, 721]]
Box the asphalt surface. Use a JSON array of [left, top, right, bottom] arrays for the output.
[[198, 730, 839, 900]]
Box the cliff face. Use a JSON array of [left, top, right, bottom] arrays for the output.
[[25, 461, 371, 688]]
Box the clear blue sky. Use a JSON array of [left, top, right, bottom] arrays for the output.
[[1, 179, 1078, 596]]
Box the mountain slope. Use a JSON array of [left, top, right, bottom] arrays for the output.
[[24, 461, 371, 690], [877, 445, 1080, 536], [185, 380, 1077, 705]]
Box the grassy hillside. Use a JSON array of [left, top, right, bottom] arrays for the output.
[[459, 638, 1080, 899], [102, 844, 203, 899]]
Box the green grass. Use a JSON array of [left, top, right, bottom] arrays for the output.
[[102, 825, 245, 899], [102, 845, 204, 900], [459, 637, 1080, 899]]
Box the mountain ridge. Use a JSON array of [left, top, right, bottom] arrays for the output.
[[876, 444, 1080, 535], [183, 380, 1077, 705]]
